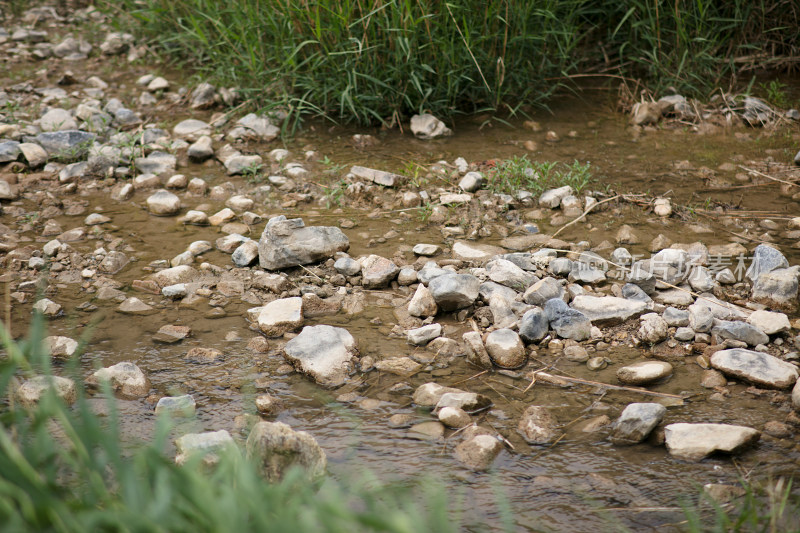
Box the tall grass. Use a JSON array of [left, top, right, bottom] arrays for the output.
[[103, 1, 799, 126], [0, 314, 458, 533]]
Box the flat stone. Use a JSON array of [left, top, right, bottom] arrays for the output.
[[350, 165, 400, 187], [153, 324, 191, 343], [711, 321, 769, 347], [570, 295, 647, 326], [746, 310, 791, 335], [616, 361, 673, 385], [184, 347, 222, 363], [451, 241, 503, 263], [407, 323, 442, 346], [710, 348, 798, 389], [175, 430, 235, 465], [373, 357, 421, 375], [35, 130, 95, 159], [664, 423, 760, 461], [135, 151, 176, 176], [283, 325, 357, 387], [361, 254, 399, 288], [173, 119, 211, 140], [413, 243, 441, 256], [257, 297, 303, 337], [149, 265, 199, 287], [155, 394, 196, 417]]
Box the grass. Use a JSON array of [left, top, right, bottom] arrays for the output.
[[487, 156, 593, 197], [0, 313, 462, 533], [102, 0, 800, 127]]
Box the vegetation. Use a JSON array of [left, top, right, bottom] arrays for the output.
[[104, 0, 799, 127], [488, 157, 592, 197], [0, 316, 458, 533]]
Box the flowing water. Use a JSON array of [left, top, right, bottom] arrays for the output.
[[3, 55, 800, 531]]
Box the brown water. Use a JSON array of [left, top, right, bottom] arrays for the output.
[[2, 55, 800, 531]]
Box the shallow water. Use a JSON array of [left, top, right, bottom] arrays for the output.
[[2, 55, 800, 531]]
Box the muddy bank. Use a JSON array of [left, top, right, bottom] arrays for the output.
[[2, 5, 800, 532]]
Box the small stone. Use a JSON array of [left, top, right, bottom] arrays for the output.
[[87, 361, 149, 397], [454, 434, 503, 471], [255, 394, 281, 416], [616, 361, 673, 385], [42, 336, 79, 359], [610, 403, 666, 444], [485, 329, 527, 369], [438, 406, 471, 428], [245, 421, 326, 482], [638, 313, 668, 343], [517, 406, 559, 444], [146, 189, 181, 216], [33, 298, 62, 316], [155, 395, 196, 417], [17, 375, 76, 407], [185, 347, 222, 363], [118, 297, 153, 314], [410, 113, 452, 139], [153, 324, 191, 343], [257, 297, 303, 337], [407, 323, 442, 346]]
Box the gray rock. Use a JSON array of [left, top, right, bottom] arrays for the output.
[[100, 32, 134, 55], [99, 251, 129, 274], [484, 329, 526, 369], [412, 243, 440, 256], [412, 382, 467, 408], [334, 256, 361, 276], [257, 297, 303, 337], [397, 267, 417, 285], [232, 240, 259, 267], [664, 423, 760, 461], [568, 264, 606, 284], [458, 171, 484, 192], [173, 119, 212, 140], [539, 186, 572, 208], [463, 331, 492, 368], [610, 403, 666, 444], [626, 262, 657, 294], [150, 265, 199, 287], [190, 82, 217, 109], [350, 165, 400, 187], [675, 327, 695, 341], [544, 298, 591, 341], [35, 130, 95, 159], [0, 140, 21, 163], [638, 313, 668, 343], [712, 321, 769, 347], [40, 108, 77, 131], [407, 323, 442, 346], [224, 154, 263, 175], [746, 309, 790, 335], [663, 307, 689, 327], [688, 266, 715, 292], [454, 434, 503, 471], [746, 244, 788, 283], [751, 268, 799, 311], [519, 307, 549, 344], [408, 283, 438, 317], [58, 161, 88, 183], [548, 257, 573, 276], [451, 241, 503, 263], [230, 113, 279, 141], [146, 189, 181, 216], [156, 395, 196, 417], [246, 421, 326, 482], [258, 216, 349, 270], [742, 96, 773, 126], [135, 151, 176, 176], [360, 254, 399, 288], [435, 392, 492, 413], [616, 360, 673, 385], [622, 283, 652, 302], [175, 430, 235, 465], [87, 362, 149, 397], [283, 325, 358, 387], [648, 248, 690, 284], [523, 277, 564, 305], [410, 113, 452, 139], [517, 406, 559, 444], [710, 348, 798, 389], [0, 179, 17, 200], [187, 135, 214, 161], [487, 258, 536, 290], [688, 303, 714, 333], [17, 375, 76, 407], [417, 262, 450, 284], [479, 281, 518, 305], [428, 273, 480, 311], [570, 295, 647, 326]]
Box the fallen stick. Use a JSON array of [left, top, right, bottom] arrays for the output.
[[552, 195, 620, 237], [530, 371, 685, 400], [738, 165, 799, 188]]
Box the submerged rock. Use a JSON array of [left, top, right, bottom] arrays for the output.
[[455, 434, 503, 471], [246, 421, 327, 482], [283, 325, 358, 387], [17, 375, 76, 407], [517, 406, 559, 445], [175, 430, 235, 465], [664, 423, 760, 461], [258, 216, 349, 270]]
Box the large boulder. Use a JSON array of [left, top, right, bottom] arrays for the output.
[[710, 348, 798, 389], [258, 216, 349, 270], [664, 423, 760, 461], [283, 325, 358, 387], [245, 421, 327, 482]]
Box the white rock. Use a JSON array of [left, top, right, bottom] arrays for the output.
[[257, 297, 303, 337], [664, 423, 760, 461]]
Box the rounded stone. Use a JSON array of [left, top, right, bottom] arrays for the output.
[[484, 328, 527, 369], [438, 406, 471, 428], [146, 189, 181, 216], [616, 360, 673, 385]]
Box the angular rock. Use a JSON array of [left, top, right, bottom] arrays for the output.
[[664, 423, 760, 461], [710, 348, 798, 389], [117, 297, 154, 314], [458, 171, 484, 193], [257, 297, 303, 337], [544, 298, 591, 341], [638, 313, 668, 344], [517, 406, 559, 444], [350, 165, 400, 187], [232, 240, 259, 267], [156, 394, 196, 417], [17, 375, 76, 407], [751, 268, 799, 311], [153, 324, 191, 344], [412, 382, 466, 408], [407, 323, 442, 346], [463, 331, 492, 368], [35, 130, 95, 159], [283, 325, 358, 387], [570, 295, 647, 326], [616, 360, 673, 385], [408, 283, 438, 317], [33, 298, 62, 316], [258, 216, 349, 270], [519, 307, 549, 344], [150, 265, 199, 287], [451, 241, 503, 263], [434, 392, 492, 414], [746, 309, 790, 335], [746, 244, 788, 283], [539, 186, 572, 209], [361, 254, 399, 289], [610, 403, 666, 444], [42, 336, 79, 359], [487, 258, 536, 290], [428, 273, 480, 311], [373, 357, 421, 375]]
